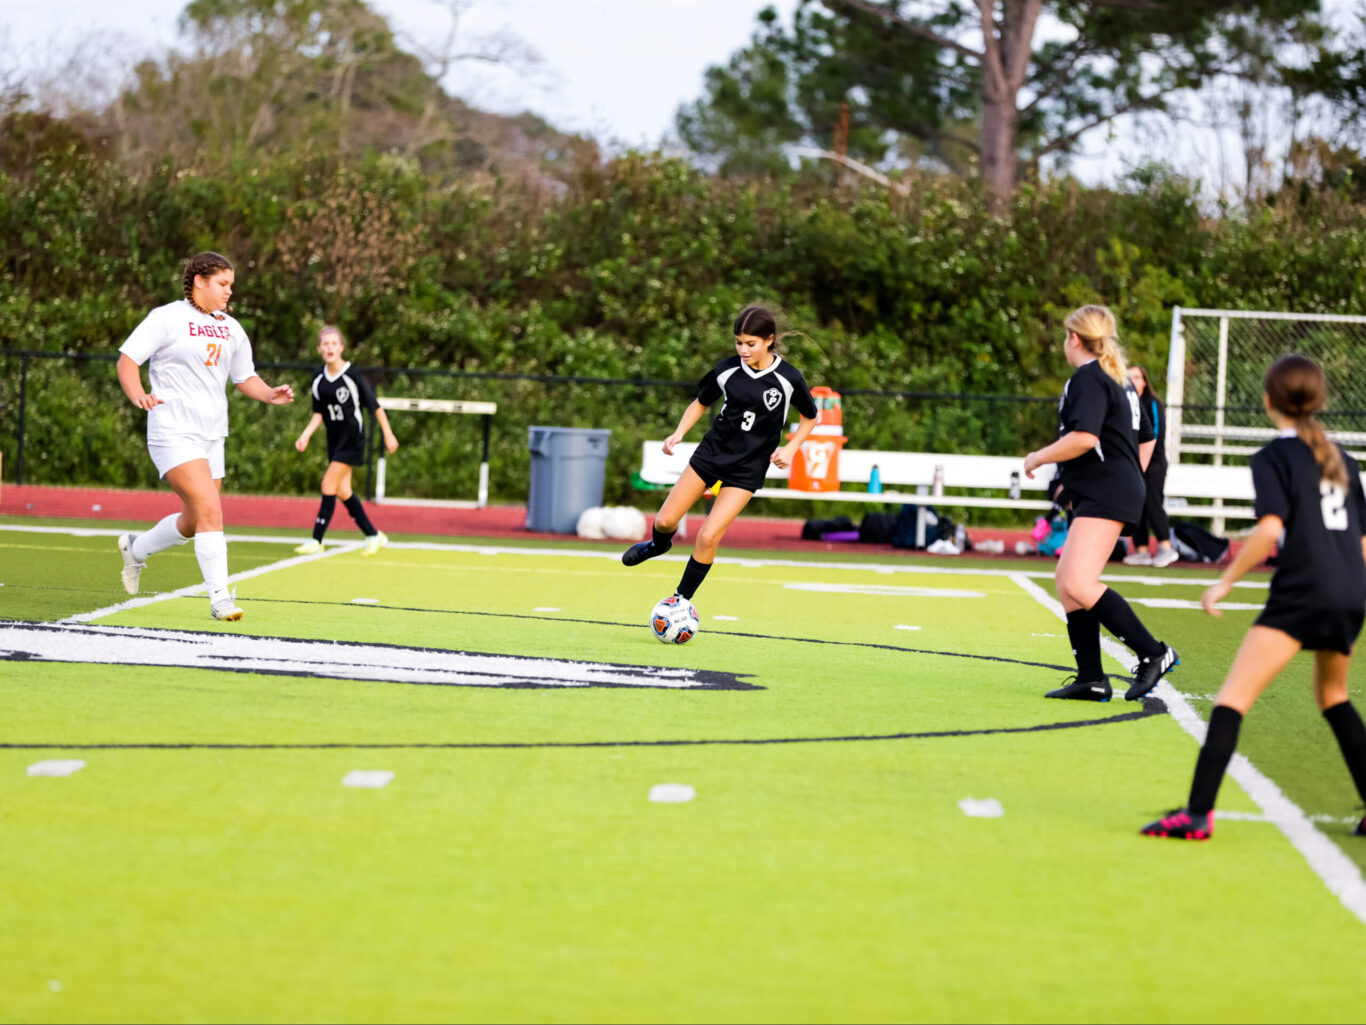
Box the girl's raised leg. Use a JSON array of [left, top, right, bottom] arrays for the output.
[[622, 467, 709, 566], [675, 485, 753, 600]]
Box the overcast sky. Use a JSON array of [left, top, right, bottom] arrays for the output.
[[1, 0, 800, 150], [1, 0, 1355, 193]]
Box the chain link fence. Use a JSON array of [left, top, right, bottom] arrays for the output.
[[0, 349, 1060, 514], [1167, 308, 1366, 465]]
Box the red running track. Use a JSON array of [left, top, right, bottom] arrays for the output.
[[0, 483, 1050, 558]]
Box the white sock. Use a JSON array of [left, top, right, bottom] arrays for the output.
[[131, 513, 191, 562], [194, 531, 230, 604]]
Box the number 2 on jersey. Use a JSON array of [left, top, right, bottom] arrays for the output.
[[204, 342, 222, 367], [1321, 480, 1349, 531]]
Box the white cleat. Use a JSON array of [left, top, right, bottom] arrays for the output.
[[117, 533, 145, 595], [210, 598, 244, 622], [362, 531, 388, 557], [294, 539, 324, 554]]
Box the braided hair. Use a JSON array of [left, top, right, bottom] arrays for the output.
[[182, 251, 233, 318], [1264, 354, 1347, 489]]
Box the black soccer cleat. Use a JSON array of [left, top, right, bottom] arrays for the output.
[[1045, 675, 1112, 702], [1126, 644, 1179, 701], [621, 541, 658, 567], [1141, 807, 1213, 840]]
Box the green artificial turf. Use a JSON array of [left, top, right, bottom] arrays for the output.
[[3, 524, 1365, 1023]]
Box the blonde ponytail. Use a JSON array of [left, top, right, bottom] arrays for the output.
[[1265, 354, 1348, 489], [1065, 304, 1128, 385]]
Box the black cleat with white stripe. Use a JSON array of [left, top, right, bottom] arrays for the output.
[[1045, 675, 1112, 702], [1126, 644, 1179, 702]]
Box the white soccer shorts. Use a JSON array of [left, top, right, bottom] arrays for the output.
[[148, 436, 226, 480]]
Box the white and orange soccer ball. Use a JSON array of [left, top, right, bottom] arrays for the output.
[[650, 595, 699, 644]]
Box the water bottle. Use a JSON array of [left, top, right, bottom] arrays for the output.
[[932, 464, 944, 498], [1009, 470, 1021, 501], [868, 464, 882, 494]]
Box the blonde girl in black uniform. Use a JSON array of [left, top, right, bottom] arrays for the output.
[[1024, 305, 1176, 703], [621, 306, 819, 603], [1143, 355, 1366, 840]]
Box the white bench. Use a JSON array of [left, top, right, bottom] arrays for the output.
[[635, 441, 1279, 524]]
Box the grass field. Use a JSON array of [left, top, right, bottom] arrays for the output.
[[4, 518, 1366, 1023]]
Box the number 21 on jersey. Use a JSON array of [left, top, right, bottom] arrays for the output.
[[1322, 480, 1349, 531], [204, 342, 222, 367]]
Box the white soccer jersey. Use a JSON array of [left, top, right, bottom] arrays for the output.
[[119, 299, 257, 444]]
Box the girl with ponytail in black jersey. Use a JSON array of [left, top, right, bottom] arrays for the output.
[[621, 305, 819, 605], [1143, 355, 1366, 841], [1023, 305, 1176, 704]]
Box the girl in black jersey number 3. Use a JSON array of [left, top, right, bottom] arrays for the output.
[[1024, 305, 1178, 703], [622, 306, 819, 605]]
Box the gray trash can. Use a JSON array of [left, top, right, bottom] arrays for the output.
[[526, 426, 612, 533]]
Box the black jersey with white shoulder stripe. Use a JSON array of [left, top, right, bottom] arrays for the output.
[[310, 362, 378, 449], [693, 354, 818, 471], [1054, 359, 1154, 505], [1253, 433, 1366, 612]]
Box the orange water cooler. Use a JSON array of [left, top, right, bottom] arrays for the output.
[[788, 387, 846, 492]]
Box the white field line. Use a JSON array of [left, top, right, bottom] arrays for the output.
[[1009, 572, 1366, 928], [1132, 598, 1266, 611], [59, 543, 360, 624], [1, 524, 1269, 588]]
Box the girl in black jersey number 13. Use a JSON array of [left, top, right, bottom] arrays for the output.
[[294, 326, 399, 555], [1023, 305, 1178, 703], [1143, 356, 1366, 841], [621, 306, 819, 604]]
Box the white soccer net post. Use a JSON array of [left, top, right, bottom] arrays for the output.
[[372, 397, 497, 508], [1166, 307, 1366, 532]]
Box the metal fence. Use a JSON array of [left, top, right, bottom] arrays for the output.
[[0, 348, 1060, 510], [1166, 307, 1366, 465]]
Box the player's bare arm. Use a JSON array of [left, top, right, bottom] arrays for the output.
[[771, 413, 817, 469], [375, 407, 400, 454], [116, 354, 164, 410], [236, 376, 295, 405], [663, 400, 707, 455], [1202, 515, 1283, 616], [295, 412, 323, 452], [1024, 431, 1096, 477]]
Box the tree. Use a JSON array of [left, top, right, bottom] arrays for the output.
[[679, 0, 1326, 203]]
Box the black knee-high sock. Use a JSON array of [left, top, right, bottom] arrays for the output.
[[313, 495, 337, 542], [677, 557, 711, 600], [1324, 701, 1366, 805], [1090, 587, 1163, 658], [651, 524, 675, 554], [1066, 608, 1105, 681], [342, 495, 377, 537], [1188, 705, 1243, 815]]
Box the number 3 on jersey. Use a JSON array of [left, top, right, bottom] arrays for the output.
[[1322, 481, 1349, 531], [204, 342, 222, 367], [740, 410, 756, 432]]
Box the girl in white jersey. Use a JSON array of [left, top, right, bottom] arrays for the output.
[[115, 252, 295, 620]]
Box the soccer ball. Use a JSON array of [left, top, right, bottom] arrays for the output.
[[650, 595, 700, 644]]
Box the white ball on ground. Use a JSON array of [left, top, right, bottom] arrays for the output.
[[602, 506, 639, 540], [576, 506, 607, 539], [650, 595, 700, 644]]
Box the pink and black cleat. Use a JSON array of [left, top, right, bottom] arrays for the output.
[[1141, 808, 1213, 840]]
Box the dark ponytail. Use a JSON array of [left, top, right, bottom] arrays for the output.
[[733, 304, 808, 352], [183, 251, 233, 316], [1264, 354, 1347, 489]]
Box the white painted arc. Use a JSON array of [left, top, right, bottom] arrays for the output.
[[1008, 572, 1366, 928], [1, 621, 722, 689]]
